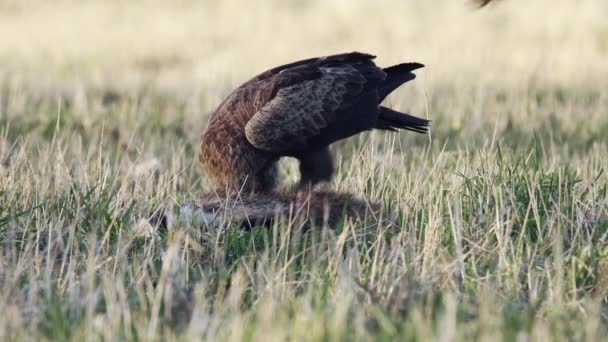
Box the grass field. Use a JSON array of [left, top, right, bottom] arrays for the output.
[[1, 0, 608, 340]]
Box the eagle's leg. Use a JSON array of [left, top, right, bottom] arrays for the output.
[[296, 148, 334, 190], [252, 162, 280, 193]]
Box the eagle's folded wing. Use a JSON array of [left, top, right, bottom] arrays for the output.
[[245, 65, 375, 152]]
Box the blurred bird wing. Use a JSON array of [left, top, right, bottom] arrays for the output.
[[472, 0, 497, 7]]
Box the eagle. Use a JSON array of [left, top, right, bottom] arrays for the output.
[[199, 52, 429, 194]]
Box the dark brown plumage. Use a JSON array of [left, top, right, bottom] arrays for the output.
[[199, 52, 428, 194]]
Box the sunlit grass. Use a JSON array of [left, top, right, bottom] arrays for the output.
[[1, 0, 608, 340]]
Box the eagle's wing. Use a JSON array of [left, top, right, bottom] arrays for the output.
[[245, 56, 384, 153]]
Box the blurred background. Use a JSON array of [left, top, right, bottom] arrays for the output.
[[1, 0, 606, 96]]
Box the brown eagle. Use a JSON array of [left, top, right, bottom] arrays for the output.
[[199, 52, 429, 194]]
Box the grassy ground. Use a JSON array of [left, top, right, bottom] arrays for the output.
[[1, 0, 608, 340]]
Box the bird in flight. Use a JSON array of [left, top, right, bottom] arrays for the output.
[[199, 52, 429, 194], [474, 0, 498, 7]]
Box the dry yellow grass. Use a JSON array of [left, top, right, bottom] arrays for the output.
[[1, 0, 607, 84], [1, 0, 607, 340]]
